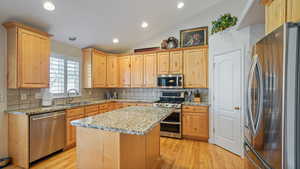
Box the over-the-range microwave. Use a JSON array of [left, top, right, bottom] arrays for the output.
[[157, 74, 183, 88]]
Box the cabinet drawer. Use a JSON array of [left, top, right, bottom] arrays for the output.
[[85, 105, 99, 114], [182, 105, 208, 113], [99, 103, 108, 110], [66, 107, 84, 117], [85, 112, 99, 117]]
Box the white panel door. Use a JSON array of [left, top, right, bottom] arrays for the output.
[[213, 50, 242, 155]]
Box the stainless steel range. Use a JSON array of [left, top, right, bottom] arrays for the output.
[[154, 90, 184, 139]]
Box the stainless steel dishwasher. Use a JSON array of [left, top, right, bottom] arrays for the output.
[[29, 111, 66, 162]]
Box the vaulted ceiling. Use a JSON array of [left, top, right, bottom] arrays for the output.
[[0, 0, 233, 52]]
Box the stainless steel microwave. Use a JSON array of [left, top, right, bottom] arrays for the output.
[[157, 74, 183, 88]]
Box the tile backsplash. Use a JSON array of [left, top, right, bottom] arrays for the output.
[[6, 88, 110, 111], [6, 88, 208, 111]]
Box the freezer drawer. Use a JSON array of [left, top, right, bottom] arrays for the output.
[[244, 141, 271, 169]]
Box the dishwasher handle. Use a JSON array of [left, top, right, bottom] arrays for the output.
[[31, 112, 65, 121]]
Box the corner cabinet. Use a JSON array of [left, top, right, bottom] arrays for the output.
[[183, 48, 208, 88], [82, 48, 107, 88], [3, 22, 51, 88]]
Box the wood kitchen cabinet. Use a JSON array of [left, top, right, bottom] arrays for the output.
[[82, 48, 107, 88], [157, 51, 182, 75], [144, 53, 157, 87], [265, 0, 286, 34], [118, 55, 131, 88], [287, 0, 300, 22], [3, 21, 51, 88], [131, 54, 144, 87], [182, 105, 209, 141], [183, 48, 208, 88], [107, 55, 119, 87], [157, 52, 170, 74], [84, 104, 99, 117], [65, 107, 85, 149]]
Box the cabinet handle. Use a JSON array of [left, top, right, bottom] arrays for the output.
[[234, 107, 240, 110]]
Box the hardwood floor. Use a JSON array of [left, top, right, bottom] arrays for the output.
[[5, 138, 243, 169]]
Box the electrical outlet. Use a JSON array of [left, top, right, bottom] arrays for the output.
[[89, 91, 92, 95], [35, 92, 42, 99], [0, 93, 3, 103], [21, 93, 27, 100]]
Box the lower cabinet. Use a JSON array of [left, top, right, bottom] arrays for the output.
[[182, 105, 209, 141], [65, 107, 85, 149]]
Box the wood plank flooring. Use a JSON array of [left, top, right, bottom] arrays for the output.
[[5, 138, 243, 169]]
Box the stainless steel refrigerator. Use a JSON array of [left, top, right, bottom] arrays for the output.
[[244, 23, 300, 169]]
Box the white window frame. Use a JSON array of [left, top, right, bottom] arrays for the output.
[[49, 53, 81, 98]]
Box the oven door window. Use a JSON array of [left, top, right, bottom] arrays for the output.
[[162, 112, 180, 122]]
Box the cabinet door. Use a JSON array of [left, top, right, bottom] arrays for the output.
[[183, 48, 208, 88], [182, 113, 208, 139], [19, 29, 50, 88], [144, 53, 157, 87], [169, 51, 183, 74], [93, 52, 107, 87], [131, 55, 144, 87], [287, 0, 300, 22], [265, 0, 286, 34], [66, 115, 84, 148], [107, 55, 119, 87], [118, 56, 131, 87], [157, 52, 170, 74]]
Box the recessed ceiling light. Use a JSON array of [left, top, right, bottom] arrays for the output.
[[113, 38, 119, 44], [68, 36, 77, 41], [141, 21, 148, 28], [43, 1, 55, 11], [177, 2, 184, 9]]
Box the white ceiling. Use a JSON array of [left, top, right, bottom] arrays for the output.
[[0, 0, 226, 52]]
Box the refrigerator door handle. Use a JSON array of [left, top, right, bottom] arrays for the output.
[[254, 58, 264, 135], [247, 55, 258, 135]]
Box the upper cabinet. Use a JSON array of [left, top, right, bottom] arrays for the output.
[[82, 48, 107, 88], [118, 55, 131, 88], [144, 53, 157, 88], [157, 52, 169, 74], [107, 55, 119, 87], [183, 47, 208, 88], [157, 51, 183, 75], [3, 22, 51, 88], [287, 0, 300, 22], [265, 0, 286, 34], [131, 55, 144, 88], [264, 0, 300, 34]]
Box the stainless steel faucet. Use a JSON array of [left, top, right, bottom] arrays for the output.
[[67, 89, 79, 104]]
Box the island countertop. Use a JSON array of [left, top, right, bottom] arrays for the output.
[[71, 106, 172, 135]]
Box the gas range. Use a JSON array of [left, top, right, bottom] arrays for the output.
[[153, 90, 185, 139]]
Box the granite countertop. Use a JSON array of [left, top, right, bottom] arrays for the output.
[[71, 106, 173, 135], [182, 101, 210, 106], [5, 99, 158, 115]]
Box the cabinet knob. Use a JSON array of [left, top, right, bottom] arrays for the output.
[[234, 107, 240, 110]]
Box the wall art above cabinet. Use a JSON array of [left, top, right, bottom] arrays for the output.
[[3, 21, 52, 88]]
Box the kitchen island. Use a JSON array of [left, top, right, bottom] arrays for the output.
[[71, 106, 172, 169]]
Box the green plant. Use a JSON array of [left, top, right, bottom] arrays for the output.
[[211, 13, 238, 34]]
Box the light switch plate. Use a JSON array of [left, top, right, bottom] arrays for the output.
[[21, 93, 27, 100]]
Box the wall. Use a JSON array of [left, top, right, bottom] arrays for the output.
[[208, 24, 265, 155], [132, 0, 247, 50], [0, 26, 8, 158]]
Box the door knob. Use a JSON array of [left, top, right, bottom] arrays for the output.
[[234, 107, 240, 110]]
